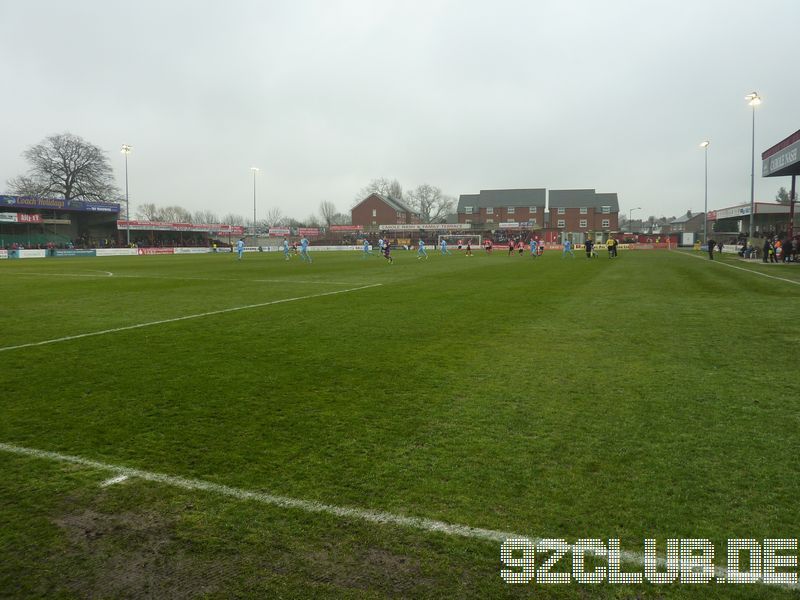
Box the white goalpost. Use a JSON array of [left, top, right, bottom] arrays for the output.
[[437, 234, 482, 248]]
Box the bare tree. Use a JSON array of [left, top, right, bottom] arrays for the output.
[[286, 218, 304, 228], [406, 184, 455, 223], [221, 213, 246, 226], [319, 201, 338, 226], [156, 205, 193, 222], [193, 209, 219, 224], [7, 132, 120, 201], [305, 214, 321, 227], [331, 212, 351, 225], [265, 207, 285, 227], [356, 177, 404, 203], [135, 203, 161, 221]]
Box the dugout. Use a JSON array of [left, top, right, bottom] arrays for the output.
[[762, 128, 799, 237], [0, 195, 120, 248]]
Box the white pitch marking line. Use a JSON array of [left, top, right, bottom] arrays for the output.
[[671, 250, 800, 286], [0, 441, 517, 543], [4, 272, 111, 278], [0, 283, 381, 353], [0, 441, 796, 588], [100, 474, 129, 487], [3, 272, 360, 286]]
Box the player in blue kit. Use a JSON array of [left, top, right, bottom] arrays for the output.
[[300, 237, 312, 263], [362, 238, 372, 258], [562, 239, 575, 258], [236, 238, 245, 260], [282, 237, 291, 261], [440, 239, 450, 255], [417, 239, 428, 260]]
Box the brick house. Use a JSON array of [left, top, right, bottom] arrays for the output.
[[456, 188, 547, 227], [666, 211, 706, 234], [548, 189, 620, 242], [351, 193, 420, 229]]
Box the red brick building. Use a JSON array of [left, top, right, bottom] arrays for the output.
[[456, 188, 620, 242], [456, 188, 547, 226], [548, 189, 620, 242], [351, 193, 420, 229]]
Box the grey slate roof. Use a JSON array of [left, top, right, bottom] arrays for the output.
[[457, 188, 546, 212], [593, 192, 620, 212], [548, 189, 596, 208], [670, 212, 703, 224], [380, 194, 419, 215], [549, 189, 620, 211]]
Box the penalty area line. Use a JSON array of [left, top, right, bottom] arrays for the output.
[[0, 283, 381, 353]]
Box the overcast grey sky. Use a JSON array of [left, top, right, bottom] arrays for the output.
[[1, 0, 798, 221]]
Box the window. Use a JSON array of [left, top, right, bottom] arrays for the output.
[[557, 207, 565, 214], [397, 211, 402, 219], [372, 220, 377, 225], [372, 209, 377, 217], [465, 206, 473, 214], [530, 218, 537, 226], [579, 219, 588, 228], [465, 219, 472, 224], [557, 219, 565, 228], [580, 207, 588, 214], [486, 207, 494, 215], [601, 206, 611, 214], [529, 207, 538, 214], [602, 219, 610, 228], [487, 219, 494, 224], [508, 207, 515, 214]]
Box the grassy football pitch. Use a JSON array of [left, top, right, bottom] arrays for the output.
[[1, 248, 799, 599]]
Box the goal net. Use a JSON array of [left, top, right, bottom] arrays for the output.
[[437, 234, 482, 248]]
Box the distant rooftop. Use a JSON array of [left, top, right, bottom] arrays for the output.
[[457, 188, 546, 212], [549, 190, 620, 211], [457, 188, 620, 212], [356, 193, 419, 216]]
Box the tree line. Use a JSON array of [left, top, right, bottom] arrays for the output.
[[4, 132, 487, 227]]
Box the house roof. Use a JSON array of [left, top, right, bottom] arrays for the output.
[[457, 188, 546, 211], [353, 193, 419, 216], [548, 190, 620, 211], [592, 193, 620, 212], [670, 212, 704, 225], [380, 194, 418, 215]]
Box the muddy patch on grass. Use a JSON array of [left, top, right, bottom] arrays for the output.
[[53, 508, 230, 599], [303, 545, 439, 596]]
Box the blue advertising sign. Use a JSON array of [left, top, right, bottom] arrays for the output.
[[0, 195, 120, 213], [52, 249, 97, 257]]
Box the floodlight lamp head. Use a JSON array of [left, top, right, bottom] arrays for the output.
[[745, 92, 761, 106]]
